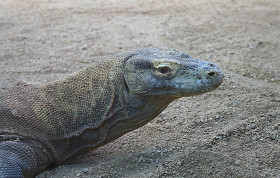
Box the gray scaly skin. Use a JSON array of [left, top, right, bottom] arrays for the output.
[[0, 48, 224, 177]]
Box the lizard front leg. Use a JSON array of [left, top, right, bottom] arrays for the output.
[[0, 137, 53, 178]]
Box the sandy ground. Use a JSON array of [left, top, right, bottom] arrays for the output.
[[0, 0, 280, 177]]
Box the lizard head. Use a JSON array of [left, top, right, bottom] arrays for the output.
[[124, 48, 224, 98]]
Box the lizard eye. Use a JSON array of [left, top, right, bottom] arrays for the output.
[[158, 66, 170, 74]]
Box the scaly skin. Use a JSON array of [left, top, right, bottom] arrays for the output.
[[0, 48, 224, 177]]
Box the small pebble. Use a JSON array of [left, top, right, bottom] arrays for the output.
[[138, 156, 144, 163], [81, 168, 88, 173], [246, 124, 256, 131], [177, 161, 183, 166], [234, 160, 241, 165], [215, 114, 221, 120], [269, 133, 278, 140], [207, 54, 213, 59], [82, 45, 88, 50]]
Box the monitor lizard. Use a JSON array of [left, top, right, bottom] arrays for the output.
[[0, 48, 224, 177]]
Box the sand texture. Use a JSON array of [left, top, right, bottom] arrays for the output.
[[0, 0, 279, 177]]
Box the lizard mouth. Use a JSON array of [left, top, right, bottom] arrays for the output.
[[130, 70, 224, 98], [213, 78, 224, 88], [129, 71, 224, 97]]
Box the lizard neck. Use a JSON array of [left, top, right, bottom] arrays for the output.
[[37, 61, 129, 162], [103, 92, 176, 143], [40, 62, 176, 163]]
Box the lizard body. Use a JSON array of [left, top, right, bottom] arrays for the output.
[[0, 48, 223, 177]]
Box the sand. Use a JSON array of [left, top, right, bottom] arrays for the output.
[[0, 0, 279, 177]]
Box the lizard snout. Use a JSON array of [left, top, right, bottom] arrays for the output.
[[204, 63, 224, 86]]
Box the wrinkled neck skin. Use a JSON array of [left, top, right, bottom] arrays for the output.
[[79, 88, 175, 154], [105, 90, 176, 143], [54, 78, 176, 163]]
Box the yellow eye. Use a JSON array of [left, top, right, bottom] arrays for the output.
[[158, 66, 170, 74]]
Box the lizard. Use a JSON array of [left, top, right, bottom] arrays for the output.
[[0, 48, 224, 177]]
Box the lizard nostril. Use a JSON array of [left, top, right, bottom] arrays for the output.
[[208, 71, 216, 77], [209, 63, 216, 67]]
